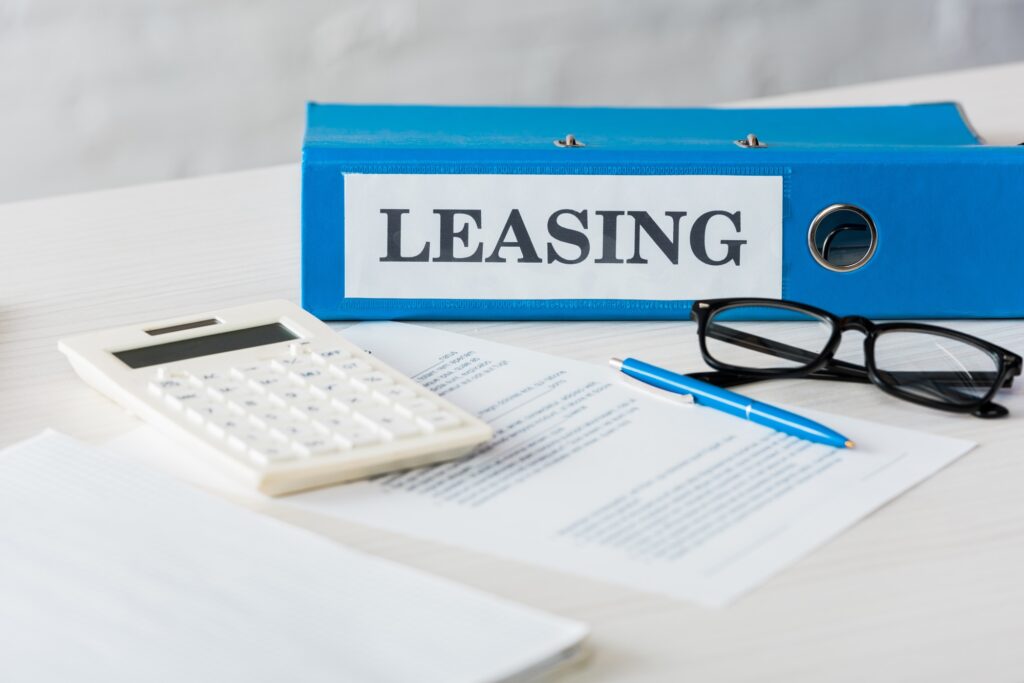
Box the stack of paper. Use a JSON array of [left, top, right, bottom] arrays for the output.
[[0, 431, 586, 683]]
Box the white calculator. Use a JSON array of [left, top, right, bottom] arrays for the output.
[[58, 300, 492, 495]]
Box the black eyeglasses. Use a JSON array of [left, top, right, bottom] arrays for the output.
[[688, 298, 1022, 418]]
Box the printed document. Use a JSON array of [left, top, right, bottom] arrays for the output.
[[111, 323, 974, 607], [0, 431, 586, 683]]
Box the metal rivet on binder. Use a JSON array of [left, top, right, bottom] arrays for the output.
[[808, 204, 878, 272], [734, 133, 767, 148], [554, 134, 586, 148]]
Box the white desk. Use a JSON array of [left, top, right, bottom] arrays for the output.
[[3, 63, 1024, 682]]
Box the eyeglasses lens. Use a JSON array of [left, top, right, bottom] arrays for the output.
[[872, 330, 1000, 406], [705, 305, 834, 371]]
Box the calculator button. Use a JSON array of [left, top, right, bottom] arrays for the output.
[[268, 419, 323, 439], [307, 377, 355, 399], [230, 364, 262, 379], [350, 371, 393, 391], [282, 356, 317, 370], [184, 401, 232, 425], [248, 407, 289, 430], [330, 392, 377, 412], [311, 346, 351, 363], [375, 385, 417, 402], [155, 367, 188, 381], [227, 392, 269, 413], [313, 413, 359, 432], [288, 366, 326, 384], [195, 370, 224, 380], [247, 372, 287, 392], [288, 341, 314, 357], [227, 431, 296, 465], [148, 378, 188, 396], [268, 387, 315, 407], [331, 359, 372, 376], [416, 411, 462, 432], [205, 415, 247, 439], [246, 365, 287, 381], [291, 436, 339, 458], [204, 380, 251, 401], [334, 427, 379, 449], [376, 417, 422, 440], [189, 370, 225, 384], [350, 404, 398, 421], [227, 430, 265, 452], [271, 356, 317, 373], [289, 400, 334, 420], [248, 443, 298, 466], [394, 398, 438, 416], [163, 389, 203, 411], [352, 406, 423, 439], [269, 421, 325, 447]]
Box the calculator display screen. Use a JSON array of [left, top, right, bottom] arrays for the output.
[[113, 323, 298, 368]]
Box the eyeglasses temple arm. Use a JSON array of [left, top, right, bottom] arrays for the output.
[[705, 325, 867, 379], [687, 369, 869, 388]]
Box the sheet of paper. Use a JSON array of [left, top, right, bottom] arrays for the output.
[[0, 431, 586, 683], [109, 323, 975, 607]]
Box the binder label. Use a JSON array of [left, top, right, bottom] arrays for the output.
[[343, 174, 782, 300]]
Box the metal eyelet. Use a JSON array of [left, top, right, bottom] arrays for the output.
[[734, 133, 767, 148], [554, 134, 585, 148]]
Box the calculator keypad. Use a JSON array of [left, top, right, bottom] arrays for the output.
[[146, 345, 462, 468]]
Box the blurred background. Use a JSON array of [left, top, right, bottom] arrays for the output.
[[3, 0, 1024, 203]]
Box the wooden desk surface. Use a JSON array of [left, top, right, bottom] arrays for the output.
[[3, 62, 1023, 682]]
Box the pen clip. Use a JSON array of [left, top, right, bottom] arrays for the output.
[[616, 374, 696, 407]]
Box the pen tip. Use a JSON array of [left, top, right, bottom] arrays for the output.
[[609, 357, 623, 370], [845, 440, 855, 449]]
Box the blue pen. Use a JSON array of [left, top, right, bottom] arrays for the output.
[[610, 357, 854, 449]]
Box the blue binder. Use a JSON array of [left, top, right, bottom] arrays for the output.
[[302, 102, 1023, 320]]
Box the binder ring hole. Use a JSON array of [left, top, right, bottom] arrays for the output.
[[808, 204, 877, 272]]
